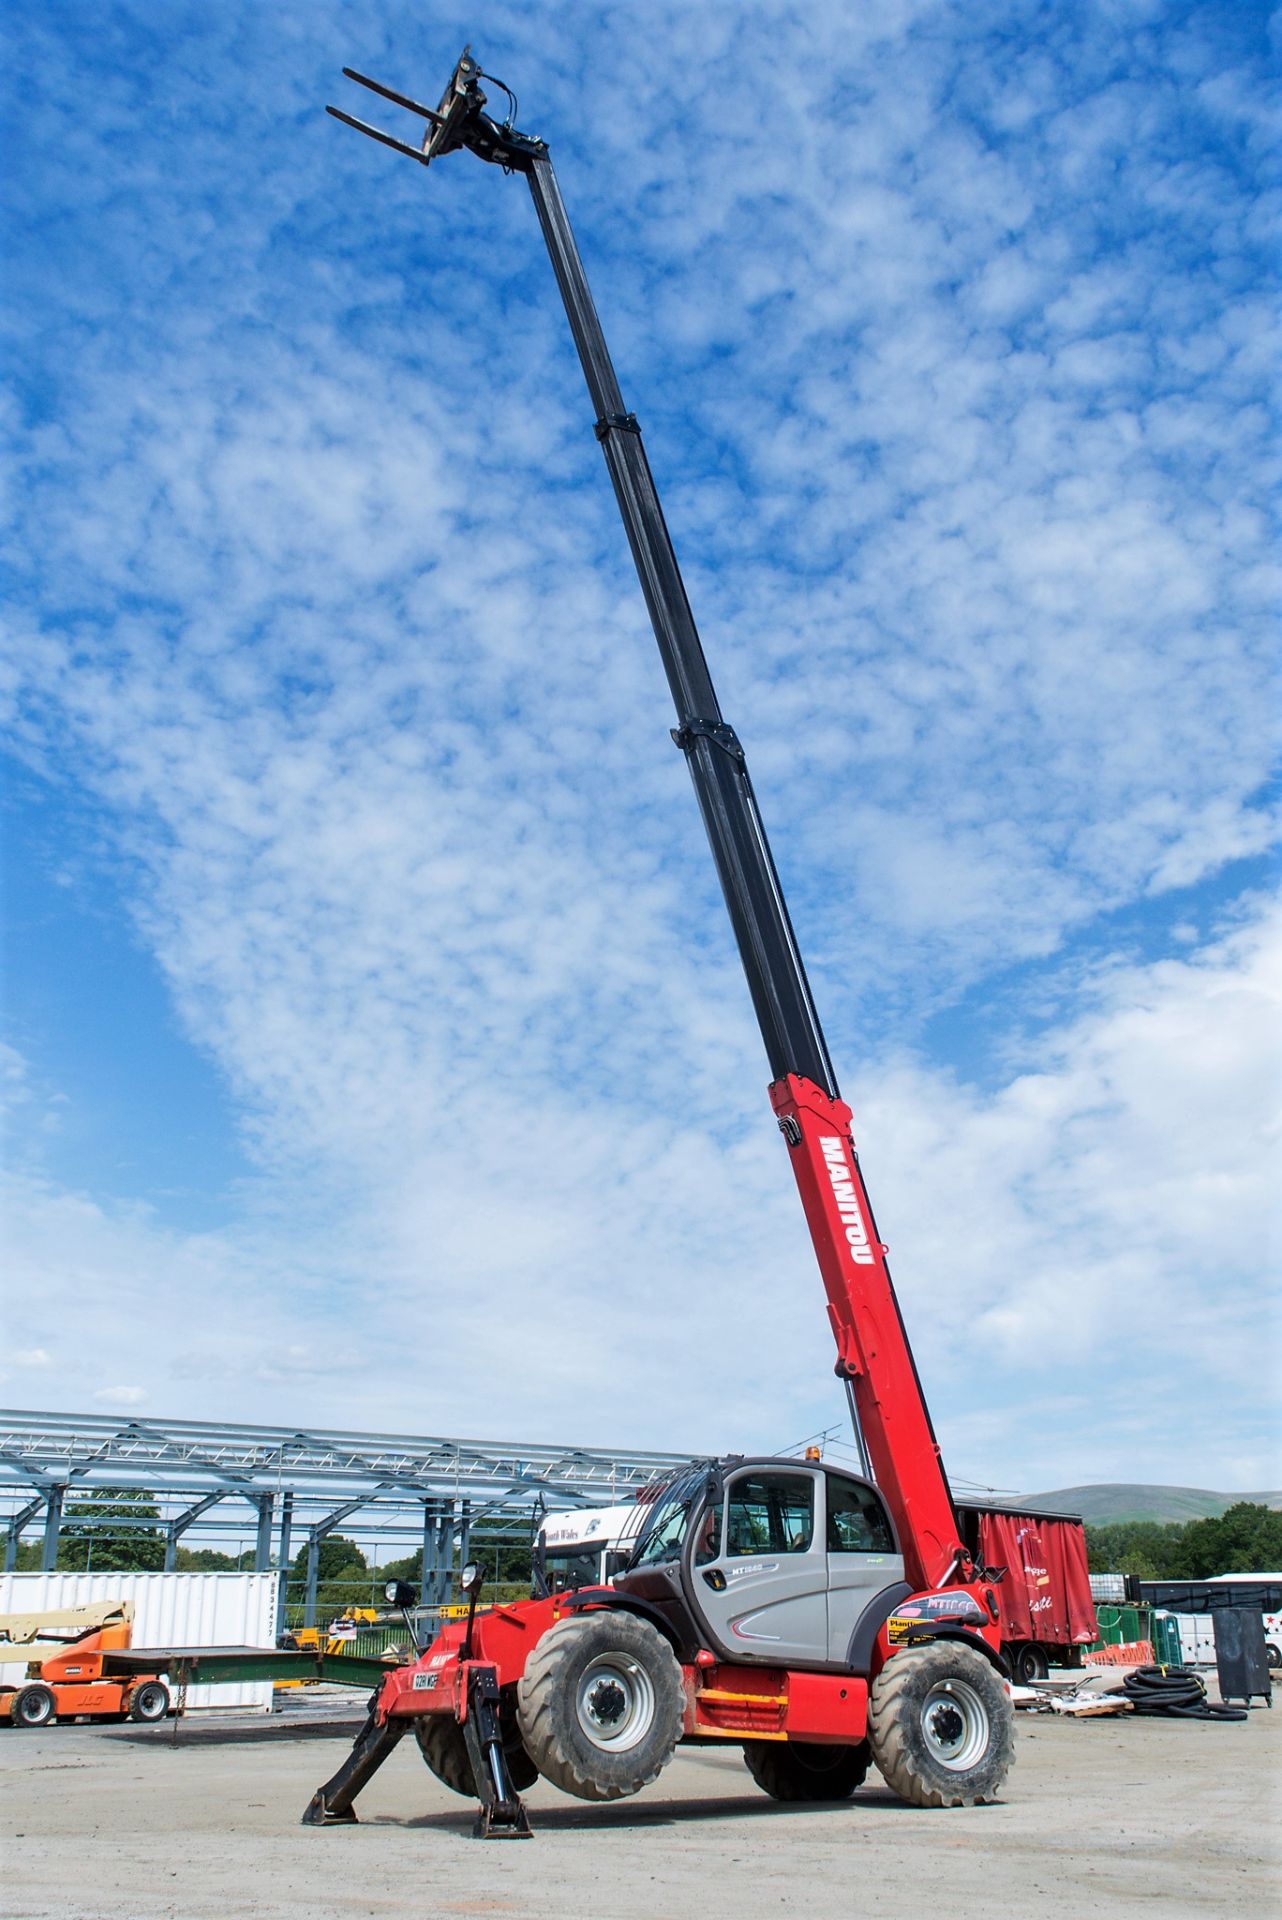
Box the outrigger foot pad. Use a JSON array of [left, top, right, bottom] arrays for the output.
[[473, 1799, 532, 1840], [301, 1793, 359, 1826]]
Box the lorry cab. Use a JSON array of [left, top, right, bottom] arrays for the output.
[[612, 1457, 907, 1671]]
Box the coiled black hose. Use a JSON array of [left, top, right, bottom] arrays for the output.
[[1107, 1665, 1249, 1721]]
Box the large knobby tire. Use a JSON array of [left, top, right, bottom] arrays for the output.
[[868, 1642, 1013, 1808], [414, 1701, 539, 1796], [127, 1681, 170, 1723], [516, 1612, 683, 1802], [743, 1739, 870, 1801], [13, 1684, 56, 1728]]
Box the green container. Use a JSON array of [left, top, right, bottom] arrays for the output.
[[1090, 1603, 1153, 1650]]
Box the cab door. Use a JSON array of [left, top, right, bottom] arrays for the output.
[[823, 1472, 905, 1664], [690, 1465, 828, 1666]]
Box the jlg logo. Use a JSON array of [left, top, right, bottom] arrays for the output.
[[819, 1136, 875, 1265]]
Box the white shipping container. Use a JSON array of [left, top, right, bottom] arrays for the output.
[[0, 1571, 278, 1712]]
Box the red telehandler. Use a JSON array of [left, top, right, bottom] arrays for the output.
[[308, 49, 1015, 1836]]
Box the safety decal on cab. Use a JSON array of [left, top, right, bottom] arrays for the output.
[[411, 1671, 439, 1691]]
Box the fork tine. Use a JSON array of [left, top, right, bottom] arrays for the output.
[[325, 105, 430, 164], [342, 67, 445, 125]]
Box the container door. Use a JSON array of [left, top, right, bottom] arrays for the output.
[[693, 1466, 828, 1666], [823, 1474, 904, 1664]]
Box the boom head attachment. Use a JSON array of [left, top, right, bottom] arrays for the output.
[[327, 47, 545, 173]]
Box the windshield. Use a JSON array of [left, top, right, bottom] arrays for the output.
[[627, 1467, 707, 1570]]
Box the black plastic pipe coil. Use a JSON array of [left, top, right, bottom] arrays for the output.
[[1107, 1665, 1249, 1721]]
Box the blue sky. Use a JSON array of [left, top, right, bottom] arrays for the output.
[[2, 0, 1278, 1495]]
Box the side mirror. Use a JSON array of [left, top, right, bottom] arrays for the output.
[[384, 1579, 417, 1609], [459, 1561, 484, 1597]]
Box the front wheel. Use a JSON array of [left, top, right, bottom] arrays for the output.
[[868, 1642, 1014, 1808], [743, 1739, 869, 1801], [127, 1681, 170, 1723], [516, 1611, 683, 1802]]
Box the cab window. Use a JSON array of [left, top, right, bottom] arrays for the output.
[[826, 1477, 894, 1554], [725, 1473, 814, 1556], [632, 1490, 690, 1566]]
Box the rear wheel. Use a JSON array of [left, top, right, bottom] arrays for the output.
[[1011, 1643, 1049, 1685], [127, 1681, 170, 1723], [516, 1612, 683, 1802], [743, 1739, 869, 1801], [13, 1684, 56, 1728], [868, 1642, 1013, 1808]]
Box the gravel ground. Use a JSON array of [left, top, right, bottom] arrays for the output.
[[2, 1684, 1278, 1920]]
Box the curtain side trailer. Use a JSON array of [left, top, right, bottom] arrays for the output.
[[957, 1506, 1097, 1685]]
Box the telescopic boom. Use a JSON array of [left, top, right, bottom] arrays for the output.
[[329, 50, 970, 1592]]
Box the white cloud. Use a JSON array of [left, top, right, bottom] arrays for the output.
[[3, 902, 1276, 1487], [92, 1386, 148, 1407], [13, 1349, 53, 1369]]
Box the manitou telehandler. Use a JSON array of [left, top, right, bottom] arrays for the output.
[[308, 49, 1015, 1836]]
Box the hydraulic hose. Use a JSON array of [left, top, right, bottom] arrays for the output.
[[1106, 1665, 1249, 1721]]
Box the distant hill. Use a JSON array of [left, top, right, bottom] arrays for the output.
[[1012, 1485, 1282, 1525]]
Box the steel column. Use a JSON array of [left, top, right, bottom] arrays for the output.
[[432, 1500, 455, 1605], [41, 1485, 65, 1571], [254, 1493, 274, 1572], [276, 1490, 294, 1640], [304, 1536, 321, 1628], [420, 1499, 437, 1607]]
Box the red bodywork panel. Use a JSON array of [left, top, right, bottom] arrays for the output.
[[770, 1073, 963, 1593], [971, 1510, 1097, 1648]]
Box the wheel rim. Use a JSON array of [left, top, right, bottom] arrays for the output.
[[575, 1652, 656, 1752], [920, 1677, 990, 1771]]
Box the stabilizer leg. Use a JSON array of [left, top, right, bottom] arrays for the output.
[[463, 1665, 532, 1839], [302, 1698, 408, 1825]]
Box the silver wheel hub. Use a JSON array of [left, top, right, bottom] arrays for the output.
[[921, 1676, 990, 1771], [576, 1652, 656, 1752]]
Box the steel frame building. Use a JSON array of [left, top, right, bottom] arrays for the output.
[[0, 1410, 694, 1626]]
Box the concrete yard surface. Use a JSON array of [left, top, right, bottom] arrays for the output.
[[2, 1694, 1279, 1920]]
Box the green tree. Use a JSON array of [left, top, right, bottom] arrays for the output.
[[1086, 1502, 1282, 1582], [285, 1534, 371, 1621], [56, 1487, 165, 1572], [1172, 1503, 1282, 1579], [174, 1546, 255, 1572]]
